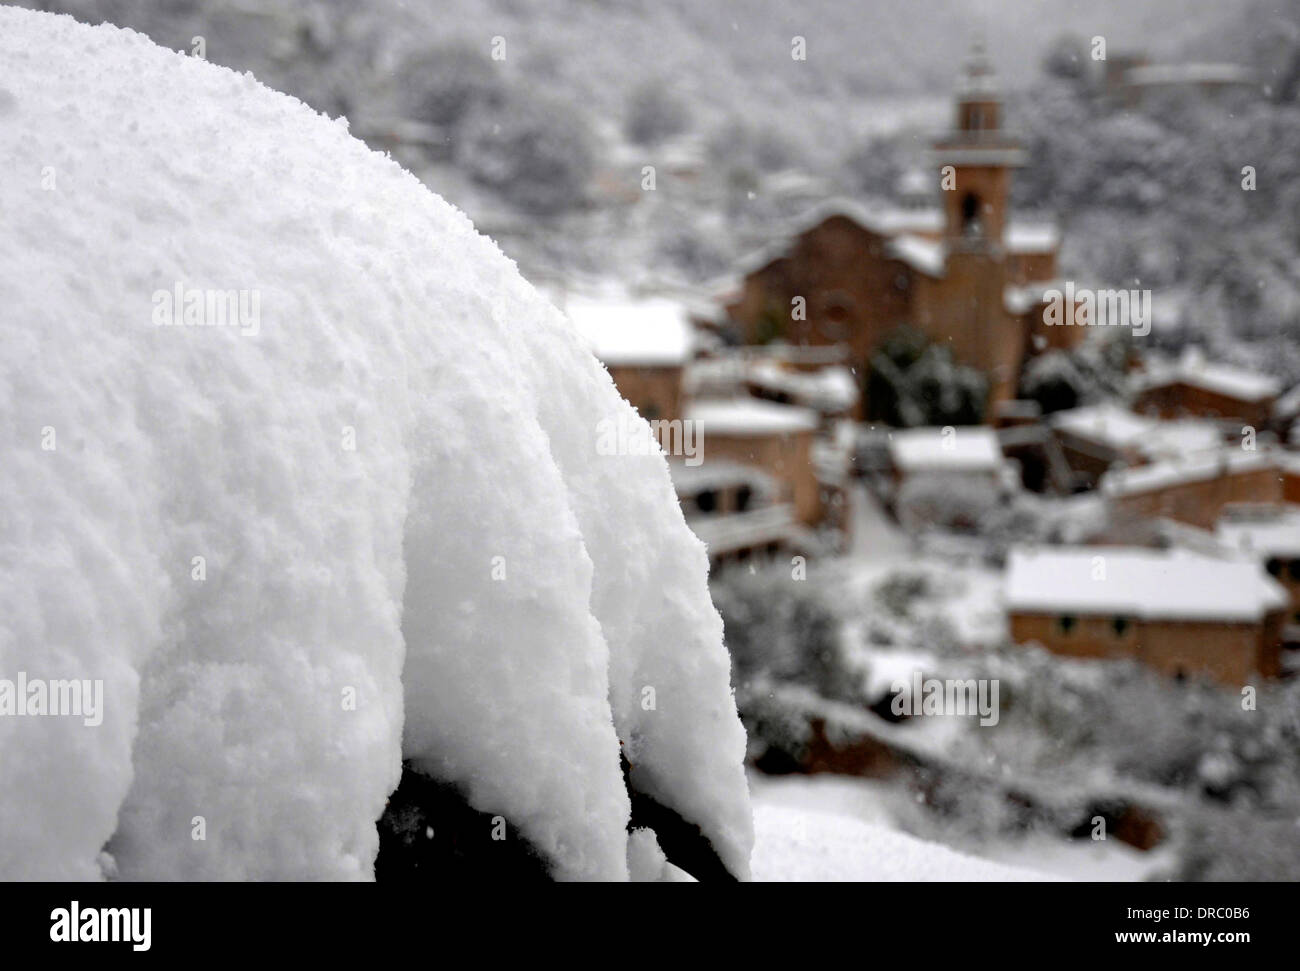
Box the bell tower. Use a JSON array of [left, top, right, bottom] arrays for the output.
[[934, 41, 1025, 249]]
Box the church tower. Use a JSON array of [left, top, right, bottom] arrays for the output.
[[933, 41, 1025, 249]]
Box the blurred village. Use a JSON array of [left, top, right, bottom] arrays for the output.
[[523, 46, 1300, 881]]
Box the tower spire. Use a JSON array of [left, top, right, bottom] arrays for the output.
[[959, 38, 998, 98], [932, 39, 1024, 245]]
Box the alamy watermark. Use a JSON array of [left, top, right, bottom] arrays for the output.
[[152, 282, 260, 336], [50, 901, 150, 951], [596, 412, 703, 466], [0, 672, 103, 727], [1042, 282, 1151, 337], [890, 672, 1000, 727]]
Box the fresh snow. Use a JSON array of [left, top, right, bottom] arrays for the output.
[[888, 426, 1004, 473], [751, 805, 1054, 882], [1051, 404, 1222, 461], [748, 362, 859, 413], [1100, 448, 1275, 497], [1052, 403, 1159, 448], [887, 234, 946, 277], [686, 397, 819, 435], [1135, 351, 1281, 403], [749, 773, 1158, 882], [1216, 506, 1300, 558], [564, 296, 695, 367], [0, 8, 750, 881], [1004, 222, 1060, 253], [1005, 547, 1287, 622]]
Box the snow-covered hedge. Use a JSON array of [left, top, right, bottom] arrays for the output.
[[0, 8, 750, 881]]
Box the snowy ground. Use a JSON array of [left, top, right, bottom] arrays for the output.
[[749, 773, 1168, 882], [751, 805, 1052, 882]]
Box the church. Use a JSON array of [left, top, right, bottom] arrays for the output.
[[724, 43, 1086, 416]]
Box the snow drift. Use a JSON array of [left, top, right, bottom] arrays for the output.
[[0, 7, 751, 881]]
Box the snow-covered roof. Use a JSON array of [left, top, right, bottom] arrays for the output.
[[786, 197, 923, 240], [1052, 404, 1153, 448], [566, 297, 694, 367], [1005, 547, 1287, 622], [1135, 352, 1280, 402], [748, 362, 859, 413], [1005, 222, 1059, 253], [687, 397, 819, 436], [1216, 506, 1300, 559], [1051, 404, 1222, 460], [878, 208, 945, 235], [1100, 448, 1275, 498], [1141, 421, 1226, 459], [749, 199, 1050, 282], [887, 234, 945, 277], [888, 426, 1003, 473], [733, 239, 790, 277]]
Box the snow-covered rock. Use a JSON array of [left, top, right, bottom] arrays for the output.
[[0, 7, 750, 881]]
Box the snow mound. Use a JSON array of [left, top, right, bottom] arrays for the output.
[[751, 806, 1055, 882], [0, 7, 750, 881]]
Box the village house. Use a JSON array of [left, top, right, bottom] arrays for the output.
[[667, 459, 814, 571], [1216, 503, 1300, 628], [1005, 547, 1287, 686], [1131, 352, 1280, 431], [684, 397, 822, 527], [725, 43, 1082, 415], [887, 425, 1010, 530], [567, 296, 694, 421], [570, 293, 853, 563], [888, 425, 1007, 488], [1050, 403, 1223, 490], [744, 358, 859, 424], [1100, 448, 1285, 530]]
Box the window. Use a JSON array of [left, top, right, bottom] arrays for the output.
[[1112, 616, 1131, 638], [960, 192, 983, 236], [695, 490, 717, 514], [1058, 615, 1077, 635], [1289, 559, 1300, 580], [823, 292, 853, 323], [735, 485, 753, 513], [1267, 558, 1283, 577]]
